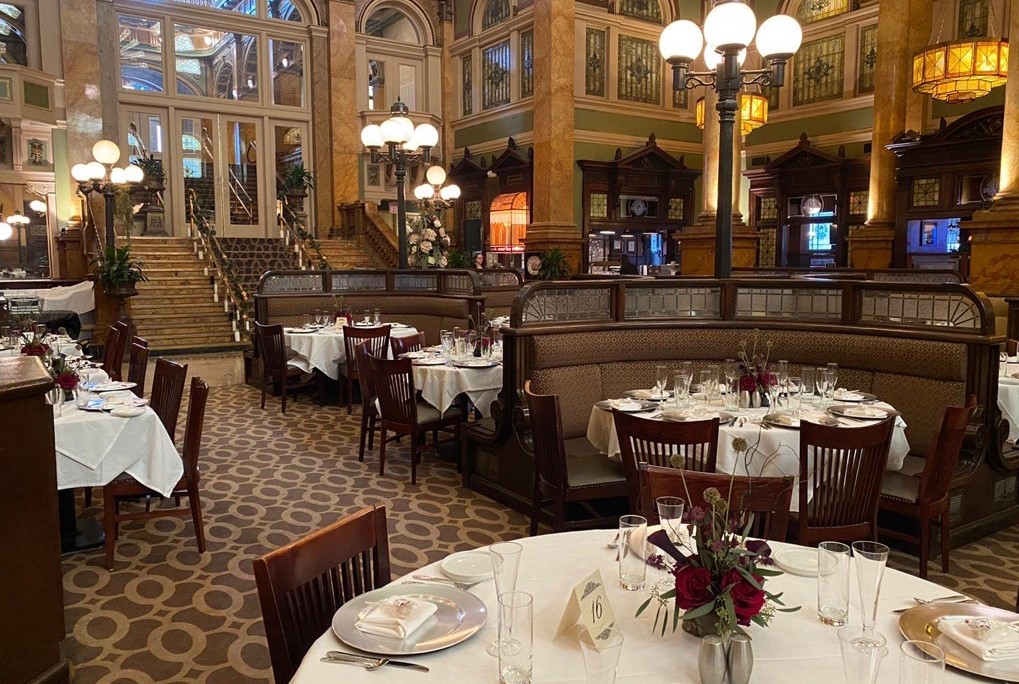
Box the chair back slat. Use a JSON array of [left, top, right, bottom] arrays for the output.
[[343, 326, 392, 381], [640, 464, 794, 542], [150, 357, 188, 438], [524, 381, 570, 493], [102, 325, 124, 381], [798, 418, 894, 545], [613, 411, 719, 511], [370, 356, 417, 426], [128, 341, 149, 397], [254, 506, 391, 684], [918, 396, 976, 505], [391, 333, 426, 357], [182, 377, 209, 483], [354, 341, 379, 412], [255, 323, 288, 376]]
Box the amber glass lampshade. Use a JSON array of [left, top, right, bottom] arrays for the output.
[[912, 39, 1008, 104], [695, 94, 767, 135]]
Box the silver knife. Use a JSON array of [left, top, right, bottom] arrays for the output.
[[325, 650, 430, 672]]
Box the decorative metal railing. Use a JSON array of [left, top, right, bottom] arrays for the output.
[[256, 268, 482, 296], [277, 197, 327, 270]]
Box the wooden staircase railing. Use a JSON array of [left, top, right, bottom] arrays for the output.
[[361, 202, 399, 268]]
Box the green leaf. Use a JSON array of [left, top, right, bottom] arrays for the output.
[[636, 596, 653, 617], [679, 601, 715, 621]]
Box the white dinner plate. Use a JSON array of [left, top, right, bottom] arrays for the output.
[[832, 390, 877, 403], [92, 381, 137, 393], [595, 399, 649, 413], [331, 584, 487, 656], [827, 404, 890, 420], [401, 351, 429, 359], [773, 548, 819, 577], [900, 603, 1019, 682], [440, 550, 492, 583], [413, 357, 447, 366], [452, 360, 500, 369]]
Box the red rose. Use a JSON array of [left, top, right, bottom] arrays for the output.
[[739, 375, 757, 392], [722, 570, 766, 625], [57, 373, 78, 390], [674, 565, 715, 610]]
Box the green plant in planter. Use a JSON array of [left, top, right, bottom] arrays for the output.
[[281, 163, 315, 193], [538, 247, 572, 280], [92, 244, 148, 293], [446, 249, 471, 269], [138, 156, 165, 183]]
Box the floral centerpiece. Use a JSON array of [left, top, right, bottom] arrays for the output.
[[50, 355, 80, 401], [20, 330, 51, 357], [407, 210, 451, 268], [737, 329, 775, 408], [637, 470, 797, 639]]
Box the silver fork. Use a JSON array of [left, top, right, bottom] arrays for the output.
[[321, 653, 385, 670], [892, 595, 976, 614], [407, 574, 482, 590]]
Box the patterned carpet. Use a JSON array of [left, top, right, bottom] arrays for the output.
[[60, 385, 1019, 683]]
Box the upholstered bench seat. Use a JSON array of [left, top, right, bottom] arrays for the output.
[[881, 470, 921, 503]]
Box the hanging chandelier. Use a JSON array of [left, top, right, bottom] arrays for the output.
[[695, 93, 769, 135], [911, 0, 1007, 104]]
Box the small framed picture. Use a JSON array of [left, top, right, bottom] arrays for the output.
[[921, 221, 936, 246]]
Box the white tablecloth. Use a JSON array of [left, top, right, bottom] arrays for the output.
[[999, 356, 1019, 444], [0, 335, 82, 358], [291, 530, 986, 684], [587, 401, 910, 512], [38, 280, 96, 314], [284, 325, 420, 380], [414, 363, 503, 417], [54, 392, 183, 497]]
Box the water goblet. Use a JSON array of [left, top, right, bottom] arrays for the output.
[[488, 542, 523, 657], [655, 496, 685, 545]]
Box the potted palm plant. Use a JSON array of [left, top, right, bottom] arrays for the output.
[[281, 162, 315, 202], [92, 244, 148, 299], [538, 247, 573, 280]]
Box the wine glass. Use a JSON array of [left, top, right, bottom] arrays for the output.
[[776, 360, 789, 408], [827, 362, 840, 392], [723, 358, 739, 387], [654, 365, 669, 400]]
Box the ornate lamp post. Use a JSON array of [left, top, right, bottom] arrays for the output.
[[360, 100, 440, 269], [70, 140, 144, 248], [659, 4, 802, 277], [413, 165, 462, 208]]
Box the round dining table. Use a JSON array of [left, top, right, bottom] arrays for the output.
[[412, 359, 503, 418], [290, 530, 991, 683], [284, 323, 421, 380]]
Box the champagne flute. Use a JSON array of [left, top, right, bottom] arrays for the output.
[[815, 367, 829, 408], [852, 541, 889, 644], [827, 362, 840, 393], [776, 360, 789, 408], [654, 364, 669, 400]]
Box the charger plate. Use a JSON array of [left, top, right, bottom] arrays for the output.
[[899, 603, 1019, 682]]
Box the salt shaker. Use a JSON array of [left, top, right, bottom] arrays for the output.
[[727, 634, 754, 684], [698, 636, 728, 684]]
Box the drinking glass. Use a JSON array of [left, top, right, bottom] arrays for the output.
[[467, 331, 478, 356], [723, 358, 739, 386], [900, 641, 945, 684], [302, 313, 313, 327], [49, 387, 63, 418], [827, 362, 840, 392], [498, 592, 533, 684], [764, 376, 780, 413], [363, 310, 372, 325], [1, 325, 10, 347], [817, 541, 851, 626], [723, 376, 740, 412], [373, 308, 381, 325], [488, 542, 523, 657], [776, 360, 790, 407], [786, 376, 802, 414], [654, 364, 669, 400], [656, 496, 685, 545], [801, 367, 817, 405], [698, 369, 716, 403], [852, 541, 889, 641], [34, 323, 47, 338], [74, 387, 92, 410], [454, 337, 467, 359], [816, 367, 830, 408], [480, 337, 492, 358], [838, 626, 888, 684], [673, 372, 690, 408], [581, 628, 624, 684], [707, 365, 721, 400], [619, 515, 647, 590]]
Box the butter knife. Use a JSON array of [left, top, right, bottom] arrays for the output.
[[325, 650, 430, 672]]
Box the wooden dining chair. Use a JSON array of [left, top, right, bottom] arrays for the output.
[[254, 505, 391, 684], [612, 410, 719, 513], [794, 418, 895, 546], [1007, 339, 1018, 356], [354, 341, 381, 462], [391, 332, 426, 358], [341, 325, 392, 415], [128, 340, 149, 397], [255, 322, 324, 414], [879, 397, 976, 578], [150, 357, 188, 439], [101, 325, 125, 382], [102, 377, 209, 569], [639, 464, 794, 542], [523, 382, 628, 536], [370, 355, 461, 484]]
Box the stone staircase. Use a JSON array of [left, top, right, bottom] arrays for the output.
[[128, 237, 243, 352], [217, 238, 301, 295], [316, 235, 379, 269]]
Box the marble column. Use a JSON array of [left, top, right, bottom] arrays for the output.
[[525, 0, 580, 269], [439, 8, 458, 245], [311, 27, 335, 233], [964, 0, 1019, 294], [904, 0, 933, 134], [849, 0, 911, 268], [329, 0, 361, 223]]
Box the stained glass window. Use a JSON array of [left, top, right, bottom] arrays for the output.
[[849, 190, 868, 215], [672, 87, 688, 109], [590, 193, 608, 218], [793, 33, 844, 106], [796, 0, 850, 25], [912, 177, 941, 207], [617, 0, 663, 24], [465, 200, 483, 219], [462, 55, 473, 115], [367, 164, 380, 187], [586, 28, 606, 97], [618, 35, 660, 105], [759, 196, 778, 220], [520, 30, 534, 98], [668, 198, 685, 220], [482, 40, 510, 110], [958, 0, 989, 38], [759, 227, 777, 267], [482, 0, 510, 30], [766, 85, 780, 111], [858, 24, 877, 94]]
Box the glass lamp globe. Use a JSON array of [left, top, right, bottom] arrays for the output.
[[659, 19, 703, 63], [380, 118, 408, 144], [439, 186, 453, 201], [71, 163, 91, 182], [29, 200, 46, 213], [414, 184, 435, 200], [0, 222, 10, 241], [445, 184, 461, 199], [86, 161, 107, 180], [125, 164, 145, 183], [403, 133, 420, 152], [756, 14, 802, 58], [704, 1, 757, 50], [703, 44, 747, 69], [110, 167, 127, 185], [360, 124, 383, 148], [92, 140, 121, 165], [426, 165, 447, 186], [9, 213, 27, 225], [392, 116, 415, 142], [414, 123, 439, 149]]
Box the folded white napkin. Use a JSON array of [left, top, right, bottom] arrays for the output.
[[610, 399, 643, 411], [355, 597, 437, 640], [843, 405, 886, 418], [632, 388, 670, 400], [940, 617, 1019, 662], [834, 388, 865, 401]]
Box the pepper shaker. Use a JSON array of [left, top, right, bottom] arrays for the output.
[[698, 635, 728, 684], [727, 634, 754, 684]]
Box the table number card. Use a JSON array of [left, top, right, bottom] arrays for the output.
[[554, 570, 617, 650]]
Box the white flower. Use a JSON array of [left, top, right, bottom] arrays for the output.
[[410, 244, 418, 253], [439, 255, 448, 267], [438, 227, 447, 237], [420, 239, 433, 253], [442, 236, 450, 246], [424, 228, 437, 240], [427, 255, 436, 264], [432, 218, 441, 228], [409, 233, 420, 244]]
